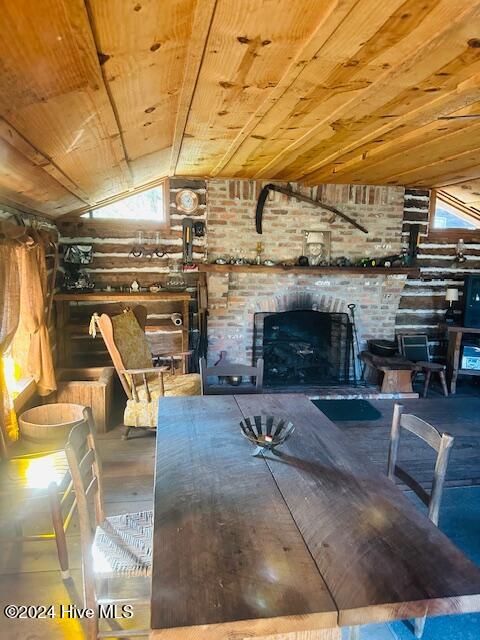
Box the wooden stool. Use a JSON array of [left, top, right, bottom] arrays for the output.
[[416, 361, 448, 398], [360, 351, 420, 394], [398, 334, 449, 399]]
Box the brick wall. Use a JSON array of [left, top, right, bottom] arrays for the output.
[[207, 180, 405, 264], [205, 180, 408, 365]]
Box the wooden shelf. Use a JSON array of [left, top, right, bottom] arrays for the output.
[[54, 291, 191, 302], [197, 263, 420, 276], [65, 322, 184, 337], [55, 291, 191, 371]]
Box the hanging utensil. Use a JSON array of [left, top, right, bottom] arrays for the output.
[[182, 217, 194, 264], [348, 303, 361, 384]]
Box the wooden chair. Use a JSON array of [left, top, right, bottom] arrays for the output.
[[65, 407, 152, 639], [387, 403, 454, 638], [199, 357, 264, 395], [398, 334, 448, 398], [93, 306, 201, 439], [0, 449, 75, 579]]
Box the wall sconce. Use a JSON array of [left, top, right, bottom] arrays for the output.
[[445, 287, 459, 325]]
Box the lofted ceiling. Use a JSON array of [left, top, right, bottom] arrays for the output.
[[1, 0, 480, 217]]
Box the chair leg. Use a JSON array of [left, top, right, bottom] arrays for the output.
[[122, 427, 132, 441], [348, 626, 360, 640], [439, 370, 448, 397], [414, 615, 426, 638], [86, 614, 99, 640], [48, 482, 69, 580], [422, 369, 431, 398]]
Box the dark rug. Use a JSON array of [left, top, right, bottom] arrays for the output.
[[311, 398, 382, 421]]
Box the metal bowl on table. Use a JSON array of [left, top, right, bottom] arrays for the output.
[[240, 415, 295, 457]]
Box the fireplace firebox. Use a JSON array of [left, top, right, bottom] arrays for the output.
[[259, 310, 354, 387]]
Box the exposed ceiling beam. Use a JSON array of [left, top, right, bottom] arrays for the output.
[[170, 0, 218, 176], [0, 118, 93, 205]]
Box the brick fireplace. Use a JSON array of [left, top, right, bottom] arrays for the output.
[[206, 270, 409, 367], [203, 179, 409, 374]]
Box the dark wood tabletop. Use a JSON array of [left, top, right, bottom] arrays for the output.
[[151, 394, 480, 638]]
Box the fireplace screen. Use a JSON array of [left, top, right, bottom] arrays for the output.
[[261, 310, 353, 386]]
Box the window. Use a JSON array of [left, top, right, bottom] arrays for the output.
[[81, 182, 167, 223], [431, 190, 480, 231]]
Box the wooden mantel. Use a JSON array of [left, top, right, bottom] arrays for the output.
[[54, 291, 191, 302], [198, 263, 420, 276]]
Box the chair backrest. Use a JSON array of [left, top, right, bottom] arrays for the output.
[[398, 334, 430, 363], [64, 407, 105, 609], [96, 306, 151, 397], [199, 358, 264, 395], [387, 403, 454, 526]]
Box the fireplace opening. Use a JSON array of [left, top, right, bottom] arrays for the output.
[[260, 310, 354, 387]]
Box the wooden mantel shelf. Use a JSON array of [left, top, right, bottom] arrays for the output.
[[197, 263, 420, 276], [54, 291, 190, 302]]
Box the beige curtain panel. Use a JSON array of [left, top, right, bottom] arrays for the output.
[[0, 243, 21, 450], [19, 240, 57, 396]]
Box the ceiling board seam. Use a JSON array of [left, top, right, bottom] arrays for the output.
[[302, 92, 480, 185], [369, 122, 480, 183], [301, 69, 480, 185], [170, 0, 219, 176], [83, 0, 133, 186], [209, 0, 360, 177], [254, 1, 480, 182]]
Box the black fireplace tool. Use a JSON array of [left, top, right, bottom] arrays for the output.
[[348, 303, 361, 384]]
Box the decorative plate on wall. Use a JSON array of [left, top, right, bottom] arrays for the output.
[[176, 189, 199, 213]]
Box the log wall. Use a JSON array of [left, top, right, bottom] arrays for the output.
[[57, 178, 206, 367], [396, 188, 479, 360]]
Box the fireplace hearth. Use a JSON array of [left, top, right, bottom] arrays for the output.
[[260, 310, 354, 387]]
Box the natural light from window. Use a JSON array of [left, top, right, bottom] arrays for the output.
[[81, 184, 165, 221], [433, 195, 479, 230], [2, 354, 23, 396]]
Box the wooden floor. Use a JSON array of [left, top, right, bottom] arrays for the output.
[[0, 389, 479, 639]]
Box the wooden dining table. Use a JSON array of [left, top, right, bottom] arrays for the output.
[[150, 394, 480, 639]]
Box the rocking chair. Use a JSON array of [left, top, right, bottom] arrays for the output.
[[93, 306, 201, 439]]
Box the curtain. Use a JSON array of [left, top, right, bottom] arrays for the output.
[[19, 239, 57, 396], [0, 243, 21, 453]]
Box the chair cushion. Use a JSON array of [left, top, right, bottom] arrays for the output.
[[111, 309, 152, 370], [124, 373, 201, 428], [92, 510, 153, 578]]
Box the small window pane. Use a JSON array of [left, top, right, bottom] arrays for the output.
[[433, 196, 479, 230], [82, 185, 165, 221]]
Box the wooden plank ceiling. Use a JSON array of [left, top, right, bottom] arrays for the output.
[[1, 0, 480, 217]]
